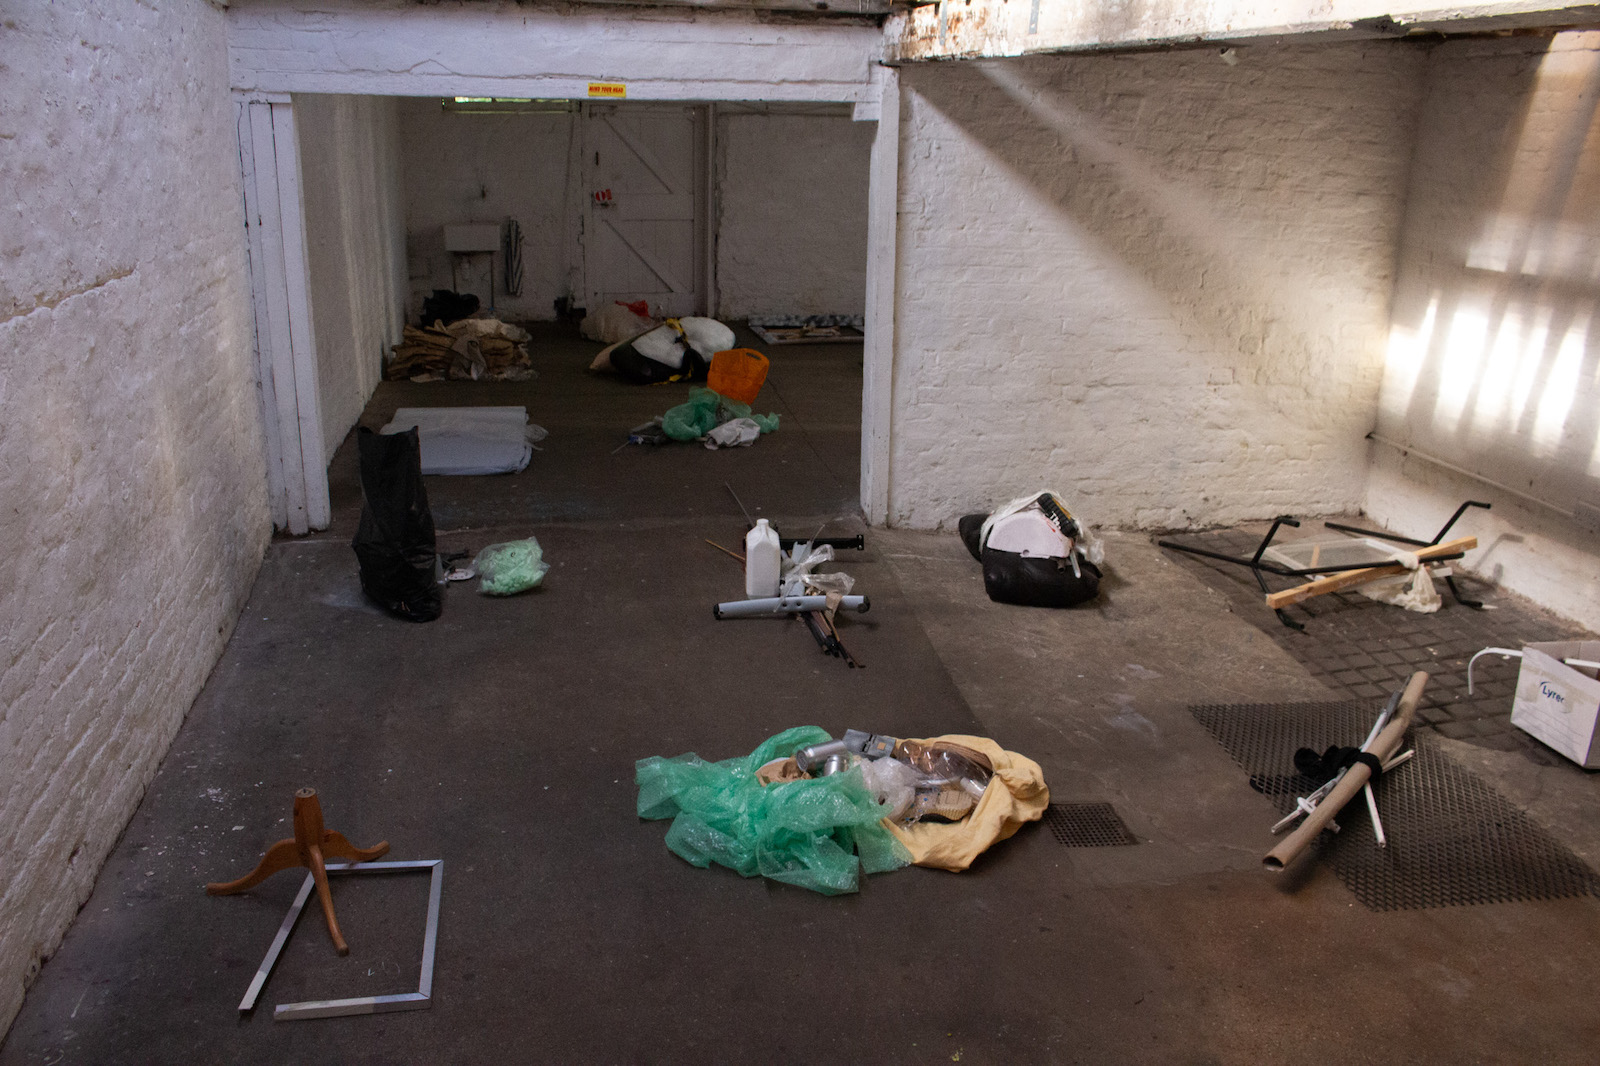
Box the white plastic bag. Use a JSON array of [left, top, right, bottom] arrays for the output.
[[581, 301, 657, 343], [1359, 566, 1441, 613], [779, 542, 856, 596], [704, 417, 762, 450], [679, 316, 736, 358]]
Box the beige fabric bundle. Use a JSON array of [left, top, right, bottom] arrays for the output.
[[885, 734, 1049, 871]]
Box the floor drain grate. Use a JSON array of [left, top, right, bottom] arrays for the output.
[[1192, 699, 1600, 910], [1042, 802, 1139, 847]]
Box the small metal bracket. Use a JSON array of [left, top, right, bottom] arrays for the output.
[[239, 860, 443, 1021]]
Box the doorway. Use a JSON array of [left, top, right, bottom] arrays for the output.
[[583, 104, 711, 318]]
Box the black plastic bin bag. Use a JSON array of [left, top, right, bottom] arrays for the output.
[[352, 426, 442, 622]]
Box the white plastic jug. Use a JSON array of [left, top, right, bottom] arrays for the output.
[[744, 519, 781, 598]]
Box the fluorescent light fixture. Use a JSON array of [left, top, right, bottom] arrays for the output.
[[442, 97, 576, 113]]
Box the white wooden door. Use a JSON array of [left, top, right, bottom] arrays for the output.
[[585, 105, 705, 317]]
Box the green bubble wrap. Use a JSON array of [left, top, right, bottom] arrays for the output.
[[635, 726, 911, 895], [659, 386, 780, 442], [474, 537, 549, 596]]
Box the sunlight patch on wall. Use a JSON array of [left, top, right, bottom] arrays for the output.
[[1384, 33, 1600, 495], [1533, 312, 1589, 455], [1469, 305, 1548, 432], [1382, 294, 1437, 415], [1432, 305, 1487, 434]]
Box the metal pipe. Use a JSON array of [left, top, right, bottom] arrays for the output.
[[1368, 433, 1574, 519], [713, 595, 869, 619]]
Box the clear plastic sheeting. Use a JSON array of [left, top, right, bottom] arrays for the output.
[[780, 542, 855, 597], [636, 727, 912, 895]]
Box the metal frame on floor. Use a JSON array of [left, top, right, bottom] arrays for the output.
[[238, 859, 443, 1022], [1157, 501, 1490, 631]]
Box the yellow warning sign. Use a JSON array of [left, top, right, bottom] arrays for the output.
[[587, 82, 626, 99]]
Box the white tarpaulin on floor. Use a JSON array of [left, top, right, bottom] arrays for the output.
[[380, 407, 545, 475]]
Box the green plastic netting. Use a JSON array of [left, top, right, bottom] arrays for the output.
[[659, 386, 780, 442], [636, 726, 911, 895]]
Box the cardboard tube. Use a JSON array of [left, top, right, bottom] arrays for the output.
[[1263, 671, 1429, 871]]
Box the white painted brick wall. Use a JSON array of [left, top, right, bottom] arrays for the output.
[[0, 0, 269, 1038], [297, 94, 408, 457], [399, 99, 578, 323], [889, 44, 1426, 531], [715, 106, 872, 319], [1368, 33, 1600, 631]]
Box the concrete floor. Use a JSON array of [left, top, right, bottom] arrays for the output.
[[5, 325, 1600, 1064]]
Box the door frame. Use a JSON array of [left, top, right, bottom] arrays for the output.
[[228, 6, 894, 532], [581, 102, 714, 319]]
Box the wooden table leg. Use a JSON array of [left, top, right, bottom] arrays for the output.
[[205, 788, 389, 955]]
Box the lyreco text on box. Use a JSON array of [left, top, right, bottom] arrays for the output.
[[1510, 641, 1600, 767]]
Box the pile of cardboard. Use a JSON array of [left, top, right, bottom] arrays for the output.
[[386, 318, 535, 382]]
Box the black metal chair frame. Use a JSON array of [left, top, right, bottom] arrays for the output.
[[1157, 501, 1491, 631]]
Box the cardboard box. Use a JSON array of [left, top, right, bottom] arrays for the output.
[[1510, 640, 1600, 767]]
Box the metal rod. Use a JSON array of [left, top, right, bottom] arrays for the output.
[[779, 535, 864, 551], [1368, 433, 1571, 518], [1431, 500, 1491, 546], [1251, 515, 1300, 567], [1322, 520, 1429, 547], [1467, 647, 1522, 694], [724, 482, 755, 527], [239, 873, 316, 1012], [1383, 749, 1414, 772], [1364, 782, 1387, 847]]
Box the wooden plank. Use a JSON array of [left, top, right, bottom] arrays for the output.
[[236, 99, 291, 532], [245, 100, 312, 535], [270, 101, 332, 531], [1264, 536, 1477, 610]]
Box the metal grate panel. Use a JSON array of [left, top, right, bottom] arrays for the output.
[[1192, 699, 1600, 910], [1042, 802, 1139, 847]]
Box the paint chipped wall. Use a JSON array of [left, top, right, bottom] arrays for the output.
[[887, 43, 1427, 530], [1367, 33, 1600, 631], [0, 0, 269, 1039], [715, 106, 873, 319], [296, 94, 408, 456]]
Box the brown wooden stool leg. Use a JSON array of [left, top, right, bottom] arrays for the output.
[[305, 842, 349, 955], [205, 838, 301, 896], [320, 830, 390, 864], [205, 787, 388, 955]]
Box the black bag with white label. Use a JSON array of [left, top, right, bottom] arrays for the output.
[[958, 511, 1101, 608]]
